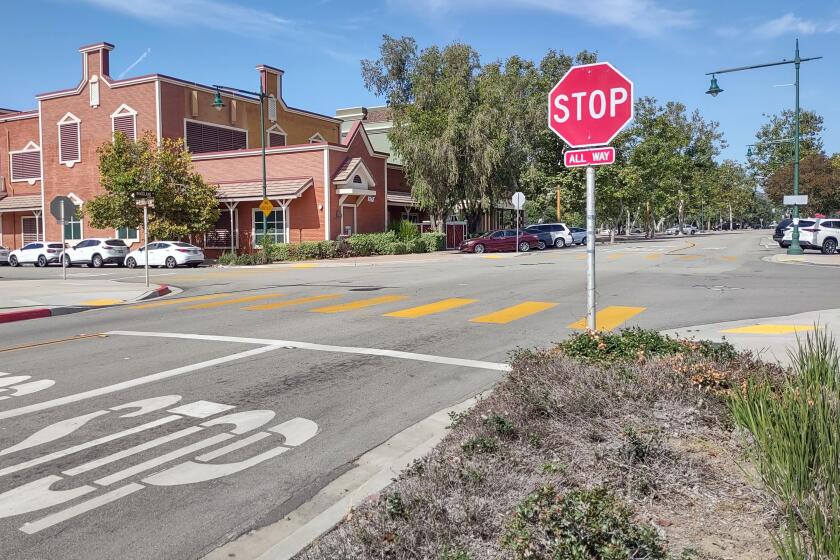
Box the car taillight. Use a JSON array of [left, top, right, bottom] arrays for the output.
[[177, 248, 191, 253], [47, 249, 57, 253]]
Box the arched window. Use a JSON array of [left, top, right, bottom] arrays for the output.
[[111, 104, 138, 141], [57, 113, 81, 167]]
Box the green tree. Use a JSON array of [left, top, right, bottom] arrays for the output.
[[766, 153, 840, 216], [83, 131, 220, 240], [747, 109, 824, 181]]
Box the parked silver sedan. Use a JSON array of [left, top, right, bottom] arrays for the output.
[[0, 245, 9, 265]]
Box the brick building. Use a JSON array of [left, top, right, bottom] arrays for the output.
[[0, 42, 395, 254]]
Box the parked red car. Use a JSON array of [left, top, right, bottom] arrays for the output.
[[459, 230, 539, 253]]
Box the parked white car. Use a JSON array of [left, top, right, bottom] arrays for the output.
[[781, 219, 819, 251], [664, 225, 697, 235], [0, 245, 9, 265], [814, 219, 840, 254], [125, 241, 204, 269], [9, 242, 65, 267], [61, 238, 129, 268]]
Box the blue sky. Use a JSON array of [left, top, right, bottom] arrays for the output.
[[2, 0, 838, 162]]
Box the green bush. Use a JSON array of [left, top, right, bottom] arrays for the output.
[[346, 231, 397, 256], [317, 240, 340, 259], [461, 435, 499, 456], [559, 327, 686, 362], [420, 231, 446, 252], [296, 241, 323, 260], [408, 238, 427, 254], [393, 219, 421, 242], [217, 251, 236, 265], [390, 241, 409, 255], [502, 486, 667, 559], [729, 328, 840, 559]]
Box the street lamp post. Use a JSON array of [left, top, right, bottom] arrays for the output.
[[705, 39, 821, 255], [212, 84, 269, 249]]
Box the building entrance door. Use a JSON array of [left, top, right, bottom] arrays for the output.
[[341, 205, 356, 236]]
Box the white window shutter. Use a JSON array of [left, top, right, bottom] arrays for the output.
[[89, 76, 100, 107], [268, 95, 277, 123]]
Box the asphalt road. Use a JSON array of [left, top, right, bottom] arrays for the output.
[[0, 231, 830, 559]]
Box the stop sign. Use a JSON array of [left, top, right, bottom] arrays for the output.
[[548, 62, 633, 148]]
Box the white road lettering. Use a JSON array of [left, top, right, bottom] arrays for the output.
[[0, 411, 109, 457], [111, 395, 183, 417], [21, 483, 144, 535]]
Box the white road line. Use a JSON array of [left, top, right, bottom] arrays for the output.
[[63, 426, 203, 476], [95, 433, 233, 486], [196, 432, 272, 462], [21, 483, 144, 535], [0, 346, 281, 421], [107, 331, 511, 372], [0, 416, 180, 477]]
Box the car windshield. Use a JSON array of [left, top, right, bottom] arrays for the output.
[[105, 239, 127, 246], [48, 243, 64, 249]]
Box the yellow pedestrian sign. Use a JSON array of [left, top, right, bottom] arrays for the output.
[[259, 198, 273, 217]]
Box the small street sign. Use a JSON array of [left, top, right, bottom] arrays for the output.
[[783, 195, 808, 206], [49, 196, 76, 224], [259, 198, 274, 217], [511, 192, 526, 210], [564, 147, 615, 168], [548, 62, 634, 148]]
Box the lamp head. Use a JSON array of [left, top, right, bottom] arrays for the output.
[[706, 75, 723, 97], [212, 89, 225, 112]]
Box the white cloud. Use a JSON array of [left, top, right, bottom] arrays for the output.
[[753, 13, 840, 39], [77, 0, 293, 36], [386, 0, 693, 36]]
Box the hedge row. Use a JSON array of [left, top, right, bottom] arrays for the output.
[[218, 231, 446, 265]]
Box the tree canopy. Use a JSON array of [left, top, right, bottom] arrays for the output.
[[84, 132, 220, 240]]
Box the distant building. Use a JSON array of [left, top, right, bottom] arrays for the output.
[[0, 42, 395, 253]]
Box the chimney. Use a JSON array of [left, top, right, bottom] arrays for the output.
[[79, 42, 115, 79], [256, 64, 284, 100]]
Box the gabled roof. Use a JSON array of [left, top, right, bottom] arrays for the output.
[[215, 177, 313, 201], [341, 121, 389, 159]]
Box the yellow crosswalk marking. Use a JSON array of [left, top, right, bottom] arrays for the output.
[[469, 302, 557, 324], [481, 255, 504, 259], [385, 298, 478, 318], [644, 254, 662, 260], [607, 253, 625, 261], [180, 293, 285, 310], [721, 256, 737, 262], [722, 324, 814, 335], [568, 306, 646, 331], [575, 254, 586, 260], [679, 255, 701, 261], [243, 294, 341, 311], [291, 263, 317, 268], [310, 295, 409, 314], [129, 293, 231, 309], [82, 299, 123, 306]]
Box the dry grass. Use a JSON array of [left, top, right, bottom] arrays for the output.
[[298, 343, 784, 560]]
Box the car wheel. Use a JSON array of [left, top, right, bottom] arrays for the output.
[[554, 237, 566, 248], [822, 238, 838, 255], [63, 255, 72, 267], [9, 255, 19, 267], [473, 243, 486, 254], [92, 254, 104, 268], [518, 241, 530, 252], [37, 255, 47, 267], [125, 257, 137, 269], [537, 240, 546, 251], [165, 256, 178, 269]]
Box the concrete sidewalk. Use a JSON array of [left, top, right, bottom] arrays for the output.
[[0, 278, 174, 321], [663, 308, 840, 368], [764, 253, 840, 267]]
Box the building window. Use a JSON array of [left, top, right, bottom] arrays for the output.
[[9, 142, 41, 183], [309, 132, 326, 143], [205, 209, 239, 248], [64, 210, 82, 240], [184, 119, 247, 154], [267, 125, 287, 148], [116, 226, 139, 241], [112, 105, 137, 141], [21, 216, 43, 245], [58, 113, 81, 166], [253, 207, 286, 246]]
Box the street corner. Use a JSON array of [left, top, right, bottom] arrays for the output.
[[763, 252, 840, 267]]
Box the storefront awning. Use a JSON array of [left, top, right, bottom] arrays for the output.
[[386, 193, 418, 207], [0, 194, 41, 212], [215, 177, 313, 202]]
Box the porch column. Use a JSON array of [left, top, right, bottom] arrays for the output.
[[223, 201, 239, 254], [275, 199, 292, 243], [33, 209, 42, 242]]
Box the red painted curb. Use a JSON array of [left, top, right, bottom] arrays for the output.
[[0, 308, 53, 324]]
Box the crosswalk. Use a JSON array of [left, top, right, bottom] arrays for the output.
[[128, 291, 647, 331]]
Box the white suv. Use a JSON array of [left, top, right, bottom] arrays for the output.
[[814, 219, 840, 254], [62, 238, 129, 268], [781, 219, 819, 251], [8, 242, 66, 267]]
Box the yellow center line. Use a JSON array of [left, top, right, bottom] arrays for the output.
[[129, 293, 231, 309], [644, 254, 662, 260], [678, 255, 702, 261], [720, 256, 737, 262], [568, 306, 647, 331], [310, 295, 409, 314], [722, 324, 815, 335], [290, 263, 317, 269], [385, 298, 478, 319], [243, 294, 341, 311], [469, 301, 558, 324], [480, 255, 504, 259], [180, 293, 285, 310], [81, 299, 124, 306]]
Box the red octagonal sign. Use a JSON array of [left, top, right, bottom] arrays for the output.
[[548, 62, 634, 148]]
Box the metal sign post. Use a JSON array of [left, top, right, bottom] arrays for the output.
[[133, 191, 155, 288], [49, 196, 76, 281], [512, 192, 525, 254], [585, 167, 596, 330], [60, 206, 66, 281]]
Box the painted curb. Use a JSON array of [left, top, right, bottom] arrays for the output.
[[0, 284, 173, 325]]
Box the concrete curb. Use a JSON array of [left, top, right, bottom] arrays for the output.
[[0, 284, 173, 324], [203, 394, 486, 560], [762, 254, 840, 268]]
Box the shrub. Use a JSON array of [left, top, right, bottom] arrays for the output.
[[408, 237, 427, 254], [729, 328, 840, 559], [268, 243, 291, 262], [346, 231, 397, 256], [420, 232, 446, 252], [217, 251, 236, 265], [296, 241, 324, 260], [317, 240, 340, 259], [484, 413, 516, 438], [461, 435, 499, 456], [390, 241, 409, 255], [559, 327, 686, 363], [502, 486, 667, 559], [394, 219, 421, 242]]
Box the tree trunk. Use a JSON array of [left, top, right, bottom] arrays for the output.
[[626, 208, 631, 236], [729, 204, 733, 231], [677, 198, 684, 236]]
